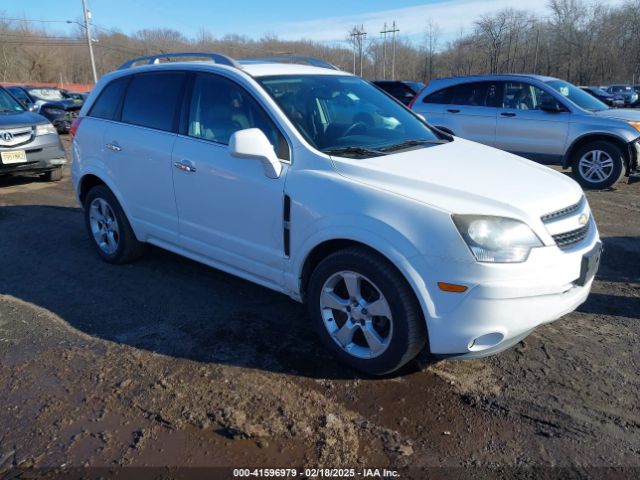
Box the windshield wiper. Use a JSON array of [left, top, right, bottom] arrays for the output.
[[379, 138, 449, 153], [323, 146, 386, 157]]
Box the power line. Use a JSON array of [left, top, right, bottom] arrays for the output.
[[0, 33, 84, 40], [0, 17, 72, 24]]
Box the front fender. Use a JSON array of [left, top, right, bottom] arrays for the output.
[[286, 218, 438, 324]]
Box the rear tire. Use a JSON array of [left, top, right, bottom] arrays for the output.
[[307, 247, 427, 375], [42, 167, 63, 182], [571, 140, 624, 189], [84, 185, 145, 264]]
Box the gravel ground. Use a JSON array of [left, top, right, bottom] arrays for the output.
[[0, 136, 638, 478]]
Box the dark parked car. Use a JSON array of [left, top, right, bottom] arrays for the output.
[[606, 85, 638, 107], [6, 86, 81, 133], [373, 80, 425, 105], [60, 89, 88, 104], [580, 86, 624, 108], [0, 86, 66, 181]]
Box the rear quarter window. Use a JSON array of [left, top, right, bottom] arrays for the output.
[[423, 87, 453, 104], [88, 76, 130, 120], [121, 72, 186, 131]]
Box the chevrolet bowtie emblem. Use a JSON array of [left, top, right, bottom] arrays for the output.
[[578, 213, 589, 226]]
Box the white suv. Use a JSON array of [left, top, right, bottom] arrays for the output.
[[71, 53, 602, 375]]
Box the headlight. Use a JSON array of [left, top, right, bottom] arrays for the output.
[[35, 123, 57, 136], [452, 215, 542, 263], [628, 121, 640, 132]]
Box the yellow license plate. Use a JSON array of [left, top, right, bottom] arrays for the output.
[[1, 150, 27, 164]]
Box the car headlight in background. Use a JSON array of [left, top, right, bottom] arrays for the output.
[[452, 215, 542, 263], [628, 121, 640, 132], [35, 123, 57, 136]]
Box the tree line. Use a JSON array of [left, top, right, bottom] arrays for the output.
[[1, 0, 638, 87]]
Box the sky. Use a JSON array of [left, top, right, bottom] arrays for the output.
[[1, 0, 625, 46]]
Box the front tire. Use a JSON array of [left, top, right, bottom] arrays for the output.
[[571, 140, 624, 189], [84, 185, 144, 264], [307, 247, 427, 375]]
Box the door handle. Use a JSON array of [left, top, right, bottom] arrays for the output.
[[174, 161, 196, 173], [106, 143, 121, 152], [500, 112, 517, 117], [446, 108, 460, 113]]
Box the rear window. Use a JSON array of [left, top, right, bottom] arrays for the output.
[[88, 77, 129, 120], [121, 72, 186, 131]]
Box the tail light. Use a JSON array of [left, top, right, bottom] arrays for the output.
[[69, 117, 83, 141]]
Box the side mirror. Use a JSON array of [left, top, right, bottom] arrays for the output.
[[28, 103, 38, 112], [540, 97, 564, 113], [229, 128, 282, 179]]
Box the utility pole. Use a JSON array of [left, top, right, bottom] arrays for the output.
[[349, 25, 367, 77], [381, 23, 387, 80], [381, 22, 399, 80], [82, 0, 98, 83]]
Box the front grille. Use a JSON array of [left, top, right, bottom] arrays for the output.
[[552, 224, 589, 249], [541, 197, 585, 223], [0, 126, 33, 148]]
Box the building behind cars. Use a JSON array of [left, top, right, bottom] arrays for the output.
[[411, 74, 640, 189]]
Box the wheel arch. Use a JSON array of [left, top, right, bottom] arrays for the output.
[[295, 233, 436, 332], [77, 170, 140, 240], [562, 133, 629, 169], [78, 174, 106, 205]]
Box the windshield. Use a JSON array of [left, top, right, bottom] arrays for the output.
[[0, 89, 25, 113], [257, 75, 443, 156], [26, 88, 65, 102], [545, 80, 608, 112]]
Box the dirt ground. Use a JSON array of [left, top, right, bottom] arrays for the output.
[[0, 136, 638, 479]]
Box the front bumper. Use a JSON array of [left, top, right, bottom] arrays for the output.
[[417, 220, 600, 357], [0, 135, 66, 175]]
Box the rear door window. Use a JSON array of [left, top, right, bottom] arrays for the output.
[[88, 76, 129, 120], [502, 82, 551, 110], [121, 72, 186, 131], [451, 82, 490, 106]]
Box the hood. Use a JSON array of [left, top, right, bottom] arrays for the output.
[[593, 108, 640, 122], [0, 111, 49, 128], [331, 137, 583, 222], [36, 99, 80, 111]]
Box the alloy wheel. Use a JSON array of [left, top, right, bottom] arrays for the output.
[[89, 197, 120, 255], [319, 271, 393, 359], [578, 150, 614, 183]]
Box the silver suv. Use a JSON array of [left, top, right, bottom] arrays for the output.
[[411, 74, 640, 189]]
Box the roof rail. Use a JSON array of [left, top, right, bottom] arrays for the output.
[[242, 55, 338, 70], [118, 52, 241, 70]]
